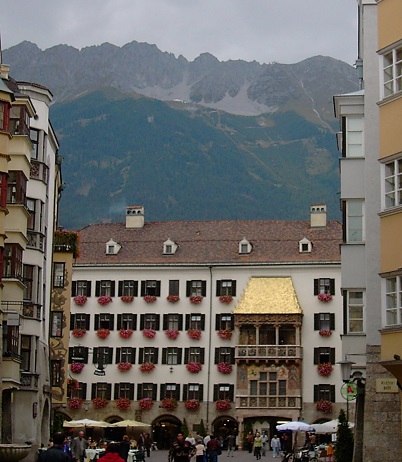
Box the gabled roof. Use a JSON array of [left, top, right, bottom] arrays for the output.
[[74, 219, 341, 266], [234, 277, 302, 314]]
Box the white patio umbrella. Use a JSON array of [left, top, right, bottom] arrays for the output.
[[313, 419, 354, 434], [63, 418, 109, 428], [109, 419, 151, 428], [276, 421, 316, 432]]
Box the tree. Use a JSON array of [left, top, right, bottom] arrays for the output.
[[198, 419, 206, 437], [182, 418, 189, 438], [334, 408, 354, 462]]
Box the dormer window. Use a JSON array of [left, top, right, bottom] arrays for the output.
[[163, 239, 178, 255], [106, 239, 121, 255], [299, 237, 312, 253], [239, 238, 252, 254]]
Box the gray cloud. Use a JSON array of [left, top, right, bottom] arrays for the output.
[[0, 0, 358, 65]]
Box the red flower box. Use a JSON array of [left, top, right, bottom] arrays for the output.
[[74, 295, 87, 306], [318, 293, 333, 302], [72, 328, 86, 338], [161, 398, 177, 410], [98, 295, 112, 306], [167, 295, 180, 303], [120, 329, 133, 339], [165, 329, 180, 340], [97, 328, 110, 339], [140, 362, 155, 373], [185, 399, 200, 411], [319, 329, 332, 337], [92, 397, 108, 409], [138, 398, 154, 410], [67, 378, 79, 391], [70, 363, 84, 374], [189, 295, 203, 305], [143, 329, 156, 339], [121, 296, 134, 303], [143, 295, 157, 303], [217, 362, 233, 374], [218, 329, 232, 340], [316, 399, 333, 414], [68, 398, 83, 410], [317, 362, 333, 377], [219, 295, 233, 304], [187, 329, 201, 340], [118, 362, 133, 372], [186, 362, 202, 373], [215, 399, 232, 411], [116, 398, 131, 411]]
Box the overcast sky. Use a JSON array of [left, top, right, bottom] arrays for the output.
[[1, 0, 358, 65]]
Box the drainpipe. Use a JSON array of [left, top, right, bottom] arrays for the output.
[[206, 265, 213, 433]]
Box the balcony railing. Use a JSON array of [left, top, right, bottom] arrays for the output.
[[235, 344, 302, 360], [22, 303, 41, 319], [20, 372, 39, 390], [237, 395, 301, 409], [30, 160, 49, 183], [27, 230, 45, 251]]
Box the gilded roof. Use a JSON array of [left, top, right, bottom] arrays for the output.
[[234, 277, 302, 314], [74, 218, 342, 266]]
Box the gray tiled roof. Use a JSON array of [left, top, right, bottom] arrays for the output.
[[75, 219, 342, 266]]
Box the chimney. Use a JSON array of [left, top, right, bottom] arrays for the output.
[[126, 206, 145, 229], [310, 204, 327, 228]]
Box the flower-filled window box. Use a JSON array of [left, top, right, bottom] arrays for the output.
[[316, 399, 333, 414], [186, 362, 202, 373], [218, 329, 232, 340], [167, 295, 180, 303], [215, 399, 232, 411], [317, 362, 333, 377], [67, 378, 79, 392], [116, 397, 131, 411], [143, 295, 157, 303], [98, 295, 112, 306], [142, 329, 156, 339], [70, 363, 84, 374], [72, 328, 86, 338], [138, 398, 154, 410], [74, 295, 88, 306], [121, 295, 134, 303], [165, 329, 180, 340], [118, 362, 133, 372], [161, 398, 178, 410], [68, 398, 83, 410], [219, 295, 233, 304], [187, 329, 202, 340], [319, 329, 332, 337], [189, 295, 203, 305], [217, 362, 233, 374], [92, 397, 108, 409], [184, 399, 200, 411], [140, 362, 155, 373], [97, 328, 110, 339], [318, 293, 333, 303], [119, 329, 133, 339]]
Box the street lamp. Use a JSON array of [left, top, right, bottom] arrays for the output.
[[337, 358, 355, 422]]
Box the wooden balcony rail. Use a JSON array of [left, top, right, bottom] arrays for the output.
[[237, 395, 302, 409], [235, 344, 302, 360]]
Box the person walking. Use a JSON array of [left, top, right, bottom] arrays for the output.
[[246, 432, 254, 454], [144, 433, 152, 457], [226, 433, 235, 457], [99, 443, 124, 462], [253, 432, 262, 460], [195, 438, 205, 462], [261, 432, 268, 457], [206, 434, 221, 462], [38, 433, 72, 462], [71, 430, 88, 462], [168, 432, 196, 462], [119, 435, 131, 462], [270, 435, 281, 458]]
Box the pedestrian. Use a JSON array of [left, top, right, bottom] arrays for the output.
[[270, 435, 281, 458], [186, 433, 196, 446], [168, 432, 196, 462], [261, 432, 268, 457], [195, 439, 205, 462], [119, 435, 131, 462], [280, 433, 291, 454], [206, 434, 221, 462], [99, 443, 124, 462], [138, 433, 146, 453], [38, 433, 72, 462], [254, 432, 262, 460], [246, 432, 254, 453], [226, 433, 235, 457], [308, 433, 316, 450], [326, 443, 334, 462], [144, 433, 152, 457], [204, 434, 211, 446], [71, 430, 88, 462]]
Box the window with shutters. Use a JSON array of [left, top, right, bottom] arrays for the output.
[[94, 347, 113, 366], [216, 314, 234, 331], [50, 312, 63, 337], [69, 346, 89, 364], [164, 314, 182, 331], [117, 347, 136, 364], [161, 383, 180, 400], [118, 280, 138, 297], [169, 280, 179, 296], [215, 347, 234, 364], [96, 313, 114, 330], [71, 314, 90, 331], [314, 278, 335, 295], [314, 384, 335, 402], [70, 382, 87, 400], [99, 280, 113, 297], [186, 347, 204, 364], [137, 383, 157, 400], [214, 384, 234, 401], [74, 280, 91, 297], [140, 347, 158, 364], [141, 314, 160, 330], [92, 383, 111, 400], [187, 314, 205, 331], [184, 383, 203, 401], [115, 383, 134, 400], [216, 280, 236, 296], [141, 280, 161, 297], [118, 314, 137, 330], [313, 347, 335, 365], [162, 347, 182, 365], [314, 313, 335, 331], [187, 280, 206, 297]]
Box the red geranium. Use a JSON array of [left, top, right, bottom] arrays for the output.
[[121, 296, 134, 303], [138, 398, 154, 410], [98, 296, 112, 306], [74, 295, 87, 306], [317, 362, 333, 377], [219, 295, 233, 304], [97, 328, 110, 339], [167, 295, 180, 303], [185, 399, 200, 411], [218, 329, 232, 340], [120, 329, 133, 339], [116, 398, 131, 411], [92, 397, 108, 409], [186, 362, 202, 373], [189, 295, 203, 304], [72, 328, 86, 338], [118, 362, 132, 372], [68, 398, 83, 410], [187, 329, 201, 340], [217, 362, 233, 374], [215, 399, 232, 411], [143, 329, 156, 339]]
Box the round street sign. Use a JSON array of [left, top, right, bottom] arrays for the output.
[[341, 382, 357, 401]]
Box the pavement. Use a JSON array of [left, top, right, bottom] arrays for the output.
[[141, 448, 278, 462]]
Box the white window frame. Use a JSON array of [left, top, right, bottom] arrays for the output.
[[383, 158, 402, 209], [346, 199, 364, 243], [384, 276, 402, 327], [347, 290, 365, 334], [345, 116, 363, 158], [382, 46, 402, 98]]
